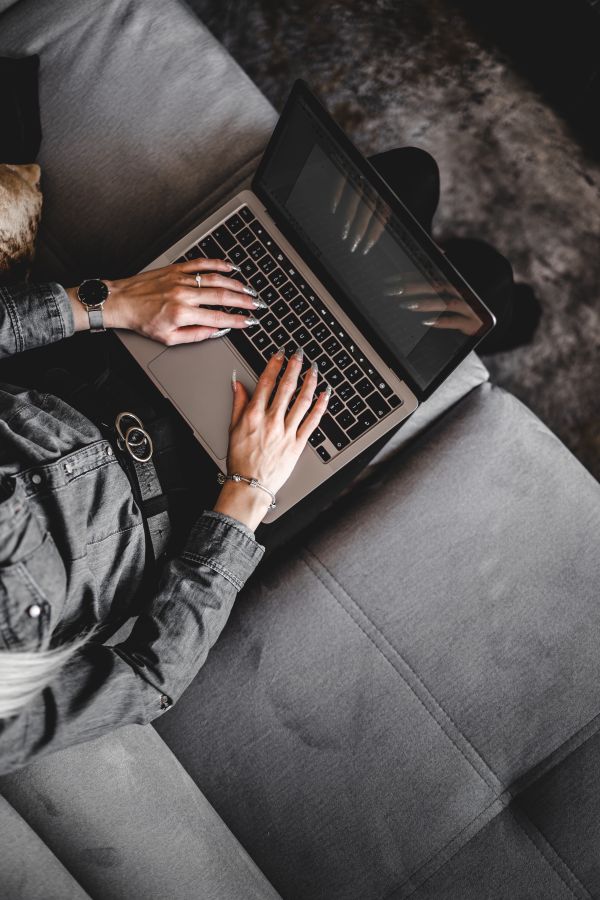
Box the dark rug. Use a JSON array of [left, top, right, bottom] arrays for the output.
[[187, 0, 600, 480]]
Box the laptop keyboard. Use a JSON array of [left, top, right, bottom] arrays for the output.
[[175, 205, 403, 462]]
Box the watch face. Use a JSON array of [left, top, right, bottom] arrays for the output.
[[78, 279, 109, 307]]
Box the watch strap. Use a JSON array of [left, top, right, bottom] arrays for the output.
[[88, 306, 105, 333]]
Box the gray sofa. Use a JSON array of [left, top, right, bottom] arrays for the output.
[[1, 1, 599, 898]]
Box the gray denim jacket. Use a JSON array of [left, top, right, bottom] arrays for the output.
[[0, 282, 265, 775]]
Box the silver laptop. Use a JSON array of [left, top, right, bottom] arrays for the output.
[[117, 81, 495, 523]]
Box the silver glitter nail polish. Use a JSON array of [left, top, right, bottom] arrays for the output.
[[243, 286, 258, 297], [229, 264, 242, 273], [293, 347, 304, 360], [244, 317, 260, 326], [208, 328, 231, 339], [253, 298, 268, 309]]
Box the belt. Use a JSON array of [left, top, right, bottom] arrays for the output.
[[108, 410, 171, 562]]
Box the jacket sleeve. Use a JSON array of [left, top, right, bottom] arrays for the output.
[[0, 282, 74, 358], [0, 510, 264, 775]]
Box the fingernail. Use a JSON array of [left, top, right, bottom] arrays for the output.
[[401, 302, 419, 310], [275, 347, 285, 359], [253, 298, 268, 309], [244, 317, 260, 326], [243, 286, 258, 297], [229, 263, 242, 273], [310, 361, 318, 377], [362, 241, 375, 256], [325, 384, 332, 397], [422, 318, 436, 326], [293, 347, 304, 361], [342, 224, 350, 241], [350, 236, 361, 253], [209, 328, 231, 339], [231, 369, 237, 392]]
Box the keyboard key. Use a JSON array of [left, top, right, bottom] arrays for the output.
[[258, 255, 277, 275], [315, 354, 333, 375], [338, 381, 355, 402], [237, 227, 254, 247], [261, 314, 278, 333], [250, 273, 268, 292], [389, 395, 403, 409], [248, 240, 266, 261], [239, 206, 254, 222], [213, 226, 236, 251], [294, 327, 311, 345], [300, 355, 311, 373], [174, 256, 187, 264], [282, 312, 301, 332], [301, 308, 318, 328], [365, 393, 390, 418], [323, 336, 342, 356], [333, 350, 352, 370], [199, 235, 224, 258], [284, 339, 298, 357], [240, 259, 258, 278], [327, 367, 344, 387], [272, 327, 288, 346], [226, 328, 264, 376], [185, 245, 204, 260], [281, 283, 296, 301], [261, 286, 278, 304], [336, 409, 356, 430], [316, 445, 332, 462], [313, 323, 330, 343], [304, 340, 321, 360], [344, 364, 362, 383], [272, 299, 290, 318], [270, 269, 286, 288], [347, 410, 377, 441], [308, 428, 325, 448], [348, 395, 367, 415], [263, 344, 278, 359], [356, 377, 374, 398], [225, 213, 244, 234], [229, 245, 247, 265], [250, 220, 268, 238], [320, 414, 350, 451], [328, 394, 343, 415], [374, 377, 393, 397], [251, 331, 270, 350]]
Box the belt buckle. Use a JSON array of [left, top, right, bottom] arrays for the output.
[[115, 411, 153, 464]]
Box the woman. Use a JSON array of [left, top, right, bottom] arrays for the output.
[[0, 147, 535, 774]]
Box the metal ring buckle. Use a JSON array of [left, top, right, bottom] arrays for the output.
[[124, 425, 153, 463], [115, 411, 153, 463]]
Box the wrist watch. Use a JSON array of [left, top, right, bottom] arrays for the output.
[[77, 278, 110, 332]]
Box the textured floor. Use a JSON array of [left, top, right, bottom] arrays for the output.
[[188, 0, 600, 479]]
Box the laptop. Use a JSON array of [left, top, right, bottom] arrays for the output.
[[117, 80, 495, 523]]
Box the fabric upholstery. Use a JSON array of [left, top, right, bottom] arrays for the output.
[[0, 723, 281, 900], [155, 383, 600, 899], [0, 0, 278, 283]]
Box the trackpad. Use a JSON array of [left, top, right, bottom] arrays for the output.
[[148, 340, 257, 459]]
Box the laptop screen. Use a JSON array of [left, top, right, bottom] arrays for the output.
[[253, 84, 493, 396]]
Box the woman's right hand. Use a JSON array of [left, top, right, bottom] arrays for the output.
[[212, 347, 330, 532]]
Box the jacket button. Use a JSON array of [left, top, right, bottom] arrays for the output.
[[31, 473, 42, 485], [159, 694, 172, 710], [27, 604, 42, 618]]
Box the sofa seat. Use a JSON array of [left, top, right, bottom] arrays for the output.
[[155, 383, 600, 899]]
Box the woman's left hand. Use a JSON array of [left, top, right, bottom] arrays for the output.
[[67, 259, 263, 344]]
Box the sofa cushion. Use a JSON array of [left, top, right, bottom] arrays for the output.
[[0, 0, 277, 283], [155, 383, 600, 899], [0, 723, 281, 900]]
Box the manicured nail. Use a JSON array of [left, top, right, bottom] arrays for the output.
[[310, 361, 318, 377], [243, 286, 258, 297], [325, 383, 332, 397], [231, 369, 237, 392], [422, 318, 437, 326], [342, 223, 350, 241], [293, 347, 304, 361], [275, 347, 285, 359], [252, 298, 268, 309], [229, 263, 242, 273], [362, 240, 376, 256], [401, 302, 420, 310], [244, 317, 260, 326], [385, 288, 405, 297], [208, 328, 231, 339], [350, 236, 361, 253]]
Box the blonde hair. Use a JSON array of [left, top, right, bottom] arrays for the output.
[[0, 630, 95, 719]]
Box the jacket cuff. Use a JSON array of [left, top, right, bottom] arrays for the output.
[[182, 510, 265, 592], [0, 282, 74, 354]]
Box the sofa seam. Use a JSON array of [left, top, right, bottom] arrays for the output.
[[512, 810, 591, 900], [301, 549, 500, 792]]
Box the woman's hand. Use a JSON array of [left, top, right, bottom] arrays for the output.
[[213, 348, 330, 531], [67, 259, 264, 343]]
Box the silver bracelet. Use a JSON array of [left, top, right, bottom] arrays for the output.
[[217, 472, 277, 509]]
